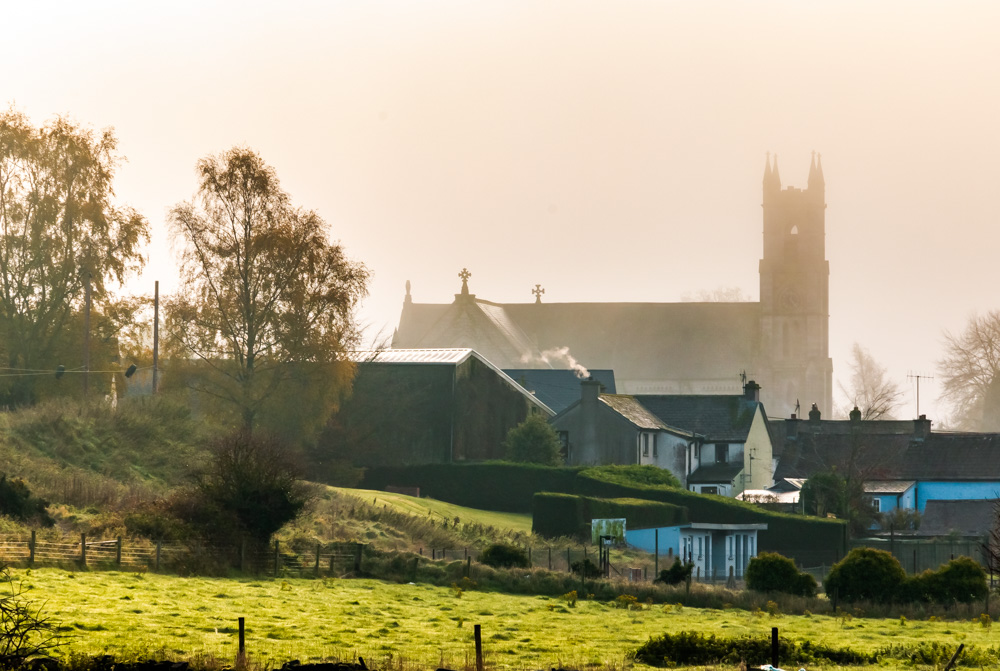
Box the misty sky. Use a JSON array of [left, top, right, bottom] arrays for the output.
[[6, 1, 999, 423]]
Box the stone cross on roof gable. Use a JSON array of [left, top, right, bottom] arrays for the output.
[[533, 284, 545, 303], [458, 268, 471, 295]]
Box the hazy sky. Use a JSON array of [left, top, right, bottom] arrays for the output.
[[6, 1, 999, 422]]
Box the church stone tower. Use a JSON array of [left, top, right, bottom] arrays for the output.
[[758, 154, 833, 417]]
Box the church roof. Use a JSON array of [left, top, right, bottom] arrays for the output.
[[394, 295, 760, 382]]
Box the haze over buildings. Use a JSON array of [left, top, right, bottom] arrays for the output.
[[5, 1, 999, 422]]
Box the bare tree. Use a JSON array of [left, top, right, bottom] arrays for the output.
[[166, 148, 369, 440], [939, 311, 1000, 431], [836, 343, 903, 420]]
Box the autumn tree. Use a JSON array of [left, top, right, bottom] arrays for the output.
[[939, 311, 1000, 431], [837, 343, 903, 420], [166, 148, 369, 441], [0, 109, 148, 405]]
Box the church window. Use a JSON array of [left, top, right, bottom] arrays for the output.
[[715, 443, 728, 463]]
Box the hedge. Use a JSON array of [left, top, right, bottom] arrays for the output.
[[532, 493, 689, 538], [361, 463, 848, 565]]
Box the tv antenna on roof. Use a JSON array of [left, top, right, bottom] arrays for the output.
[[907, 372, 934, 417]]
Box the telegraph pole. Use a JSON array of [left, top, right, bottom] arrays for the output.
[[83, 272, 91, 400], [152, 281, 159, 394]]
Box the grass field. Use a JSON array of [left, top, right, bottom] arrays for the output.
[[332, 487, 533, 535], [11, 568, 994, 671]]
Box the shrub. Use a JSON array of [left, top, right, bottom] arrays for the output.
[[824, 547, 906, 603], [654, 559, 694, 586], [0, 475, 53, 527], [905, 556, 988, 604], [479, 543, 530, 569], [746, 552, 816, 597], [571, 557, 602, 578], [631, 630, 872, 667], [503, 414, 563, 466]]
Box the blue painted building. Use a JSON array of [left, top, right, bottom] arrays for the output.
[[626, 522, 767, 579]]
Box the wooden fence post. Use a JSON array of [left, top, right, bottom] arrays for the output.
[[353, 543, 362, 573], [81, 533, 87, 567], [474, 624, 484, 671], [155, 540, 161, 572], [528, 546, 532, 566], [548, 546, 552, 570], [273, 540, 280, 577], [28, 530, 35, 567], [315, 543, 321, 576], [240, 539, 246, 573], [771, 627, 779, 668], [116, 536, 122, 567], [465, 556, 471, 578], [237, 616, 246, 668], [566, 547, 571, 571]]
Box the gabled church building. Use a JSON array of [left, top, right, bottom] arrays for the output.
[[392, 156, 833, 417]]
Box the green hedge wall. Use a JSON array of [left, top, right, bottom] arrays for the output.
[[532, 493, 689, 538], [360, 462, 584, 512], [361, 463, 847, 565]]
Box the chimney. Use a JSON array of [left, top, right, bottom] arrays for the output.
[[743, 379, 761, 402], [808, 403, 821, 423], [913, 414, 931, 439], [785, 415, 799, 439], [578, 377, 603, 463], [849, 406, 862, 424]]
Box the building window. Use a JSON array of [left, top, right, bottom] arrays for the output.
[[557, 431, 569, 460], [715, 443, 728, 463], [702, 486, 719, 495], [871, 497, 881, 513], [652, 434, 658, 458], [641, 434, 649, 457]]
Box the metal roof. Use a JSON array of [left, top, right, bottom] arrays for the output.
[[349, 348, 474, 364]]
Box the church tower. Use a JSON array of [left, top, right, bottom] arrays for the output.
[[758, 154, 833, 417]]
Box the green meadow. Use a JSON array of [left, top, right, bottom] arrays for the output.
[[12, 568, 996, 670]]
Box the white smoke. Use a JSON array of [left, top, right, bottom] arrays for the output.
[[521, 346, 590, 379]]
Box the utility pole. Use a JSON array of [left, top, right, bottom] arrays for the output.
[[907, 373, 933, 416], [83, 272, 91, 400], [152, 281, 159, 394]]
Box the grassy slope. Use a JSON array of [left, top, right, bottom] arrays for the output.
[[14, 568, 995, 670], [334, 487, 533, 534]]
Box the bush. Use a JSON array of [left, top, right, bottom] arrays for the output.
[[503, 414, 563, 466], [571, 557, 602, 578], [0, 475, 53, 527], [905, 556, 988, 604], [479, 543, 530, 569], [632, 630, 872, 667], [824, 547, 906, 603], [746, 552, 817, 597], [654, 559, 694, 586]]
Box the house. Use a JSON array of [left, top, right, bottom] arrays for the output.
[[317, 348, 553, 467], [550, 379, 774, 495], [772, 410, 1000, 515], [391, 158, 834, 418], [626, 522, 768, 579], [914, 499, 997, 539]]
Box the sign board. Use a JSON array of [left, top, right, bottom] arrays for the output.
[[591, 518, 626, 545]]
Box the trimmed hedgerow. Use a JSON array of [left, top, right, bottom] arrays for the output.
[[745, 551, 817, 597], [532, 492, 687, 538]]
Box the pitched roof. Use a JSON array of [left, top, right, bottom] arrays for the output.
[[635, 395, 762, 442], [348, 348, 554, 415], [864, 481, 916, 494], [688, 462, 744, 484], [917, 499, 997, 537], [394, 296, 760, 381], [599, 395, 675, 432], [775, 429, 1000, 482], [503, 369, 616, 414]]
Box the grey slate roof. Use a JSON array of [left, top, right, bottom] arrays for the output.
[[503, 369, 616, 414], [917, 499, 998, 537], [864, 481, 916, 494], [597, 395, 697, 436], [688, 462, 744, 484], [635, 395, 761, 442]]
